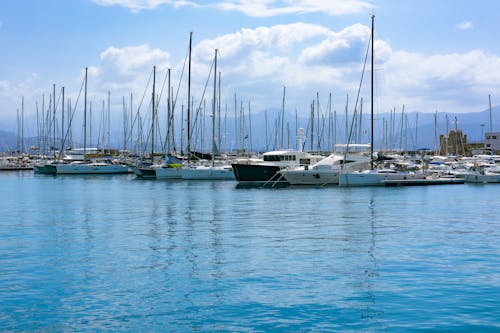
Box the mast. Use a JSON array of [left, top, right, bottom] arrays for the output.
[[281, 86, 285, 148], [434, 111, 438, 155], [248, 101, 252, 152], [187, 32, 192, 166], [107, 91, 111, 150], [83, 67, 88, 161], [489, 94, 493, 132], [151, 65, 156, 160], [359, 97, 363, 144], [310, 102, 314, 151], [218, 71, 222, 154], [36, 101, 40, 154], [123, 95, 127, 152], [370, 14, 375, 169], [212, 49, 218, 167], [167, 68, 171, 154], [61, 87, 65, 154], [53, 84, 56, 156], [21, 96, 24, 154], [316, 92, 320, 151]]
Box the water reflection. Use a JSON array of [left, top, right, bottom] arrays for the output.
[[338, 188, 382, 323], [1, 173, 498, 331]]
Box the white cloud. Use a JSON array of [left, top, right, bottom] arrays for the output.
[[91, 0, 374, 16], [5, 21, 500, 134], [216, 0, 374, 17], [0, 74, 44, 127], [189, 23, 372, 109], [379, 49, 500, 113], [456, 21, 473, 30], [91, 0, 197, 12], [299, 23, 371, 64], [196, 23, 329, 60], [83, 22, 499, 115], [93, 44, 171, 93]]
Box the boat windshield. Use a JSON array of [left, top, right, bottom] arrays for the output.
[[264, 154, 297, 162]]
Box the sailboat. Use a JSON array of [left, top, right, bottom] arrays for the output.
[[180, 48, 235, 181], [55, 68, 129, 175], [134, 65, 161, 179], [34, 85, 60, 174], [338, 15, 424, 186], [155, 34, 194, 180]]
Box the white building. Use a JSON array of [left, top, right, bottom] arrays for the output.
[[484, 131, 500, 153]]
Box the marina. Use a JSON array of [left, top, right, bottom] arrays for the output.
[[2, 2, 500, 331]]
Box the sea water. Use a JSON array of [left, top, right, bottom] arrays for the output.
[[0, 171, 498, 332]]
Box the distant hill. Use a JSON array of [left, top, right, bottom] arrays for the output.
[[0, 130, 17, 152], [1, 107, 499, 153]]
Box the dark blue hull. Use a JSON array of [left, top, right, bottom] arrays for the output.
[[231, 163, 289, 187]]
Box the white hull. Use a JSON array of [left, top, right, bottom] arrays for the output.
[[280, 153, 370, 185], [181, 166, 235, 180], [464, 173, 500, 183], [56, 163, 129, 174], [282, 170, 339, 185], [339, 170, 425, 187], [155, 166, 183, 179]]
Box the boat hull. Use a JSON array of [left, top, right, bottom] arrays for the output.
[[181, 167, 235, 180], [34, 164, 57, 174], [464, 173, 500, 183], [155, 166, 182, 179], [339, 171, 425, 187], [55, 164, 129, 174], [281, 170, 339, 185], [231, 163, 287, 186], [135, 167, 157, 179]]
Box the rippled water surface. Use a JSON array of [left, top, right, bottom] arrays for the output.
[[0, 171, 499, 332]]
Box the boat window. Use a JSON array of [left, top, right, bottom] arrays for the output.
[[264, 155, 280, 162], [299, 158, 311, 165]]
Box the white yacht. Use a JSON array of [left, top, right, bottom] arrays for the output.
[[279, 153, 371, 185]]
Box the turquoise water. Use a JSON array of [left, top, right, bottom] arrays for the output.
[[0, 171, 499, 332]]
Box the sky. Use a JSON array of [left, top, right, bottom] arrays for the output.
[[1, 0, 500, 133]]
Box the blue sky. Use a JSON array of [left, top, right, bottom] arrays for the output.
[[1, 0, 500, 131]]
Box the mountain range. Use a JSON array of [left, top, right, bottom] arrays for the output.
[[1, 106, 499, 154]]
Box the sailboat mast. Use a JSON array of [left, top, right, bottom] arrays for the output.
[[218, 71, 222, 154], [151, 65, 156, 160], [83, 67, 88, 161], [167, 68, 171, 154], [281, 86, 286, 148], [489, 94, 493, 132], [107, 91, 111, 150], [53, 84, 56, 156], [61, 87, 65, 153], [370, 14, 375, 170], [21, 96, 24, 154], [187, 32, 192, 166], [212, 49, 218, 167]]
